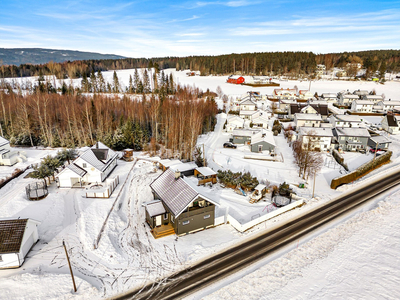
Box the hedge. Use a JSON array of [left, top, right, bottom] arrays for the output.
[[332, 149, 349, 171], [331, 151, 392, 189]]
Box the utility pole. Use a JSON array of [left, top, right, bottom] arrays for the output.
[[63, 241, 77, 292]]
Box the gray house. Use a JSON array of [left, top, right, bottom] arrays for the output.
[[333, 127, 370, 151], [147, 168, 218, 238], [232, 129, 262, 144], [250, 131, 276, 153], [368, 135, 391, 151]]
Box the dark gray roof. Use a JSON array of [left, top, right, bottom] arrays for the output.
[[67, 163, 87, 177], [150, 168, 199, 217], [0, 219, 28, 254], [386, 115, 399, 127], [290, 103, 329, 116]]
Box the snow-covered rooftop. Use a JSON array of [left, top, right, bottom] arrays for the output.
[[334, 115, 362, 122], [299, 127, 333, 137], [195, 167, 217, 177], [145, 200, 166, 217], [0, 136, 9, 148], [294, 113, 322, 121], [251, 131, 276, 146], [334, 127, 370, 137]]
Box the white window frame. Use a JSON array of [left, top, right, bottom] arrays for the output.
[[204, 214, 211, 219], [182, 220, 190, 225]]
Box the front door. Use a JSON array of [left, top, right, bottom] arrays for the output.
[[155, 215, 162, 227]]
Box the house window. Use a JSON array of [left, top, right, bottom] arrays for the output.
[[0, 255, 2, 262], [163, 213, 168, 220], [171, 216, 174, 223], [83, 163, 87, 168], [204, 214, 211, 219], [182, 220, 190, 225]]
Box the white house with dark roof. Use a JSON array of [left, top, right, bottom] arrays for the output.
[[382, 115, 400, 134], [56, 142, 118, 188], [251, 115, 270, 129], [0, 218, 40, 269], [0, 136, 26, 166], [147, 168, 219, 237]]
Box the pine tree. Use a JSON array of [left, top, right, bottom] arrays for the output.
[[112, 71, 120, 93], [97, 70, 105, 92], [133, 68, 141, 93], [143, 69, 151, 93], [81, 72, 90, 92], [90, 70, 97, 93], [129, 75, 134, 93]]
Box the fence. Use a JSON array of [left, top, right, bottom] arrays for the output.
[[85, 176, 120, 198], [215, 200, 305, 233]]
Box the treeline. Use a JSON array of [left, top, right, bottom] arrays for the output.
[[0, 86, 217, 160], [1, 50, 400, 79]]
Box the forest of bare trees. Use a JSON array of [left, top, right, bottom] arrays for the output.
[[0, 85, 217, 160]]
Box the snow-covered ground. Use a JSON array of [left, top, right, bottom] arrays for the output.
[[1, 71, 400, 299]]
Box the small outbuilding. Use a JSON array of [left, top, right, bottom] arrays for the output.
[[122, 149, 134, 161], [227, 75, 245, 84], [0, 218, 40, 269], [194, 167, 217, 185]]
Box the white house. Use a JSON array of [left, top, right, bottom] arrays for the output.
[[294, 113, 322, 128], [298, 127, 333, 151], [251, 115, 270, 129], [0, 136, 26, 166], [0, 218, 40, 269], [382, 115, 400, 134], [226, 115, 245, 132], [320, 93, 338, 103], [297, 90, 314, 100], [377, 100, 400, 112], [353, 90, 369, 97], [238, 97, 257, 111], [362, 94, 384, 103], [339, 94, 359, 106], [56, 142, 118, 188], [239, 110, 260, 120], [330, 115, 364, 128], [279, 99, 297, 112], [273, 88, 297, 100], [351, 100, 374, 113]]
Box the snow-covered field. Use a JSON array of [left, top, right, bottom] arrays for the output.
[[1, 71, 400, 299]]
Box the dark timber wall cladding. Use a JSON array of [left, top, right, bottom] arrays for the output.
[[331, 151, 392, 189], [175, 205, 215, 235]]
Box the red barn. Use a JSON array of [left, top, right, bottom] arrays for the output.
[[227, 75, 245, 84]]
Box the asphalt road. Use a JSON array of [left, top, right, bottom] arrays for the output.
[[114, 169, 400, 300]]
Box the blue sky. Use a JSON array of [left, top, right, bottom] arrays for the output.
[[1, 0, 400, 57]]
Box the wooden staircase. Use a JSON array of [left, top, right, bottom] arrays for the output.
[[151, 224, 175, 239]]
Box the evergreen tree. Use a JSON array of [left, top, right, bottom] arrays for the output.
[[133, 68, 141, 93], [97, 70, 106, 92], [90, 70, 97, 93], [143, 69, 151, 93], [112, 70, 120, 93], [128, 75, 134, 93], [81, 72, 90, 92]]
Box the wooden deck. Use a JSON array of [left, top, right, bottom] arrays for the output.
[[151, 224, 175, 239]]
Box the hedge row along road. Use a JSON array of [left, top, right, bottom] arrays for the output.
[[114, 168, 400, 300]]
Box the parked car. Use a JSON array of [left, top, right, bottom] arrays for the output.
[[223, 142, 237, 149], [369, 148, 382, 153]]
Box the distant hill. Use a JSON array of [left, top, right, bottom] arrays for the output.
[[0, 48, 126, 66]]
